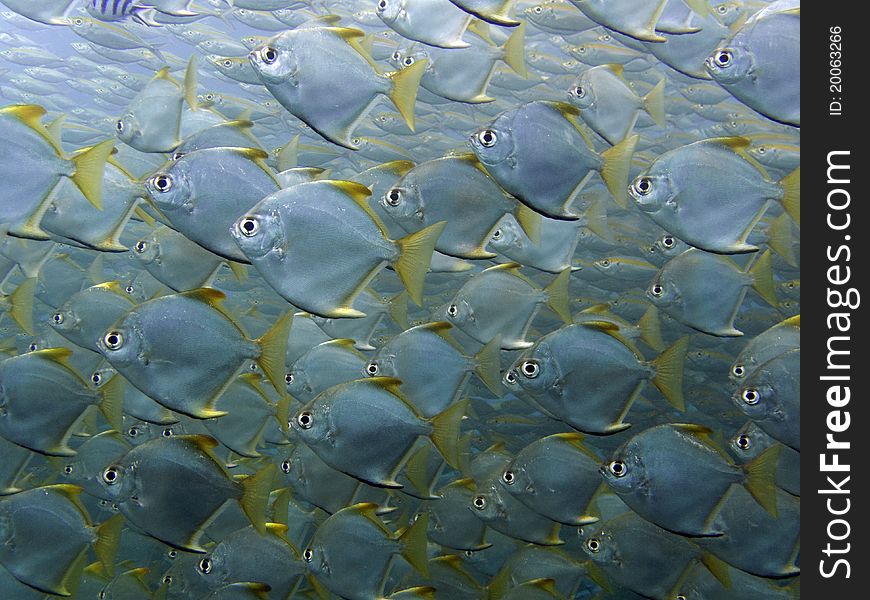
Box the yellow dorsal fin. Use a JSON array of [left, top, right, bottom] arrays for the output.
[[183, 434, 221, 452], [328, 180, 390, 238], [782, 314, 800, 328], [577, 319, 621, 332], [379, 159, 416, 177], [32, 347, 74, 364], [604, 63, 625, 78], [229, 146, 270, 161], [153, 66, 175, 83], [183, 287, 227, 306], [368, 376, 405, 396]]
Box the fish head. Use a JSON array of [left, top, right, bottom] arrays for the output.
[[97, 314, 145, 371], [444, 296, 474, 329], [510, 342, 561, 397], [728, 423, 768, 462], [284, 364, 312, 399], [131, 233, 159, 265], [579, 521, 618, 566], [469, 480, 504, 523], [375, 0, 403, 25], [628, 170, 674, 215], [599, 443, 646, 498], [145, 160, 192, 214], [249, 34, 298, 86], [390, 45, 429, 72], [646, 274, 681, 313], [487, 215, 524, 253], [733, 380, 777, 422], [194, 549, 227, 589], [469, 115, 514, 168], [230, 204, 285, 261], [97, 458, 136, 504], [115, 112, 142, 146], [380, 183, 422, 224], [290, 401, 330, 450], [65, 15, 93, 33], [499, 457, 533, 500], [705, 43, 754, 85], [363, 351, 397, 379], [567, 73, 596, 111], [49, 302, 80, 336], [210, 55, 238, 76], [301, 540, 330, 584]]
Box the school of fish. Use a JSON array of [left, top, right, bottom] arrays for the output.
[[0, 0, 799, 598]]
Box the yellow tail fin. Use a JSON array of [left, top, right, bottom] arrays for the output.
[[502, 22, 527, 78], [9, 277, 36, 335], [394, 221, 447, 306], [600, 134, 638, 209], [748, 249, 778, 307], [544, 268, 572, 324], [387, 59, 428, 132], [398, 512, 430, 577], [743, 444, 781, 517], [428, 398, 467, 469], [98, 374, 125, 432], [239, 464, 276, 535], [256, 312, 293, 395], [778, 167, 800, 226], [94, 513, 124, 578], [474, 335, 504, 396], [651, 336, 688, 411], [71, 139, 114, 210], [643, 79, 666, 127]]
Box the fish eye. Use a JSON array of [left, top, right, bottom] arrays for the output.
[[756, 146, 767, 155], [261, 46, 278, 64], [128, 426, 138, 437], [608, 460, 627, 477], [297, 411, 313, 429], [281, 459, 291, 474], [586, 538, 601, 553], [198, 557, 212, 574], [504, 369, 518, 385], [677, 595, 687, 600], [377, 0, 388, 11], [223, 59, 232, 67], [134, 240, 147, 253], [64, 464, 73, 475], [366, 362, 379, 376], [464, 550, 474, 557], [491, 229, 501, 240], [402, 56, 415, 66], [650, 283, 664, 297], [162, 428, 173, 437], [533, 6, 542, 14], [520, 360, 539, 379], [91, 372, 102, 385], [599, 259, 610, 268], [74, 18, 83, 25], [477, 129, 497, 148], [303, 548, 313, 562], [472, 495, 487, 510], [52, 312, 64, 324], [446, 304, 458, 317], [385, 188, 402, 206], [632, 176, 653, 196], [731, 364, 745, 378], [284, 372, 294, 385], [162, 575, 172, 585], [125, 285, 134, 294], [713, 49, 732, 68], [28, 343, 37, 351], [239, 217, 260, 237], [167, 550, 177, 559], [735, 434, 752, 450], [717, 4, 728, 13], [171, 151, 184, 161], [661, 235, 675, 248], [102, 466, 120, 485], [150, 174, 173, 193], [392, 51, 401, 61], [115, 120, 124, 132], [103, 331, 124, 351], [502, 470, 515, 485], [741, 388, 760, 405], [571, 85, 586, 98]]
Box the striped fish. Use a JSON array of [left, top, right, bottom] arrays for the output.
[[85, 0, 145, 22]]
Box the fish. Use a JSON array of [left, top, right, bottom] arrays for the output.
[[729, 314, 800, 383], [98, 434, 275, 551], [377, 0, 475, 49], [445, 263, 571, 349], [132, 225, 226, 292], [249, 26, 427, 149], [601, 423, 781, 536], [286, 338, 368, 403], [469, 101, 638, 217], [427, 478, 491, 551], [628, 137, 800, 253], [0, 485, 122, 596], [116, 66, 187, 153], [290, 377, 464, 487], [0, 348, 124, 455], [96, 288, 291, 419], [706, 2, 800, 126], [231, 179, 445, 317], [49, 281, 136, 352], [505, 322, 687, 433], [647, 248, 778, 336], [449, 0, 521, 26]]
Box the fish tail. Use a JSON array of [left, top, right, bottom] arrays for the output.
[[700, 551, 732, 588], [502, 21, 527, 78], [390, 586, 436, 600], [637, 304, 664, 352], [398, 512, 429, 577], [599, 134, 638, 208], [388, 290, 410, 330], [227, 260, 248, 282], [428, 398, 467, 469], [71, 139, 115, 210], [94, 513, 124, 578], [277, 134, 300, 171], [394, 221, 447, 306], [98, 374, 125, 432], [274, 392, 290, 434], [387, 58, 428, 133], [778, 167, 800, 226], [543, 268, 572, 324], [584, 195, 613, 242], [743, 444, 781, 517], [642, 78, 666, 127], [403, 443, 437, 499], [255, 311, 293, 395], [747, 249, 778, 307], [474, 335, 503, 396], [184, 54, 198, 110], [9, 277, 36, 335], [514, 202, 541, 245], [651, 336, 688, 411], [238, 464, 276, 535], [766, 212, 798, 267]]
